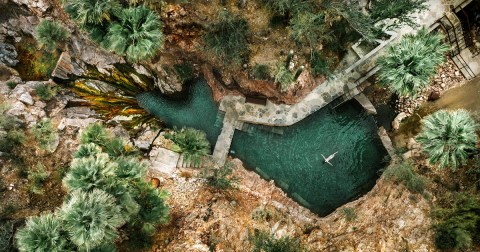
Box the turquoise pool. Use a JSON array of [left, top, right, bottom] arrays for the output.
[[138, 79, 388, 216]]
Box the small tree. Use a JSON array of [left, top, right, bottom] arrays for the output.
[[35, 20, 70, 51], [369, 0, 428, 30], [202, 162, 239, 191], [377, 27, 449, 97], [16, 214, 71, 252], [103, 6, 164, 62], [289, 12, 332, 49], [416, 110, 478, 170]]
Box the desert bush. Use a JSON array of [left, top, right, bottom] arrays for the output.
[[173, 63, 194, 83], [202, 162, 239, 191], [32, 118, 57, 151], [6, 81, 17, 89], [432, 193, 480, 250], [310, 50, 332, 77], [416, 110, 477, 170], [103, 6, 164, 62], [289, 12, 331, 48], [16, 213, 72, 252], [252, 64, 270, 80], [249, 229, 305, 252], [0, 204, 17, 220], [275, 63, 295, 92], [342, 207, 357, 221], [27, 164, 49, 195], [377, 27, 449, 97], [35, 20, 70, 51], [80, 123, 108, 146], [204, 10, 250, 63], [35, 83, 57, 101], [0, 221, 15, 251], [60, 189, 125, 251], [383, 162, 427, 193], [165, 127, 210, 166]]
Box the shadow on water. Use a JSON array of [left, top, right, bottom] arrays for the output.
[[138, 79, 388, 216]]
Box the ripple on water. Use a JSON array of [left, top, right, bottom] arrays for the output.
[[138, 79, 388, 216]]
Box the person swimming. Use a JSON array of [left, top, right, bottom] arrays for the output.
[[321, 151, 338, 166]]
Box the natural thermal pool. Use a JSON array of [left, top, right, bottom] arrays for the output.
[[138, 79, 388, 216]]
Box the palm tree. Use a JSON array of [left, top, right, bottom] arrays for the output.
[[416, 109, 478, 170], [64, 0, 121, 26], [80, 123, 108, 146], [63, 154, 116, 192], [165, 128, 210, 166], [130, 181, 169, 235], [60, 189, 125, 251], [16, 213, 72, 252], [74, 143, 102, 158], [377, 27, 449, 97], [35, 20, 70, 51], [103, 6, 164, 62]]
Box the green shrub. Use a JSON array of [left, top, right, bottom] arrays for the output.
[[104, 137, 138, 158], [202, 162, 239, 191], [377, 27, 449, 97], [165, 127, 210, 166], [130, 181, 169, 235], [204, 10, 250, 63], [35, 20, 70, 51], [275, 63, 295, 92], [310, 50, 332, 77], [383, 162, 427, 193], [114, 156, 148, 180], [32, 118, 57, 151], [416, 109, 478, 170], [289, 12, 331, 48], [80, 123, 108, 146], [35, 83, 57, 101], [60, 189, 125, 251], [16, 213, 72, 252], [6, 81, 17, 89], [432, 193, 480, 250], [342, 207, 357, 221], [0, 221, 15, 251], [173, 63, 194, 83], [0, 204, 17, 220], [0, 103, 25, 154], [28, 164, 49, 195], [249, 229, 305, 252], [252, 64, 270, 80], [261, 0, 311, 16]]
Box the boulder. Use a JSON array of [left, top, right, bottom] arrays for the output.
[[18, 92, 33, 105], [392, 112, 408, 130], [0, 43, 18, 67], [428, 91, 440, 101]]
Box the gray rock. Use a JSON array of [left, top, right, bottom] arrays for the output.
[[392, 112, 408, 130], [18, 92, 34, 105], [0, 43, 19, 67]]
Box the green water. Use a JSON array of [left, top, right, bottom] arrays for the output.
[[137, 80, 388, 216]]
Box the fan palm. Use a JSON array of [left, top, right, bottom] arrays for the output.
[[64, 0, 121, 26], [165, 128, 210, 166], [60, 189, 125, 251], [103, 6, 164, 62], [63, 154, 116, 192], [131, 181, 169, 235], [377, 27, 449, 97], [16, 213, 72, 252], [416, 109, 478, 170], [74, 143, 102, 158], [35, 20, 70, 51], [80, 123, 108, 146]]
